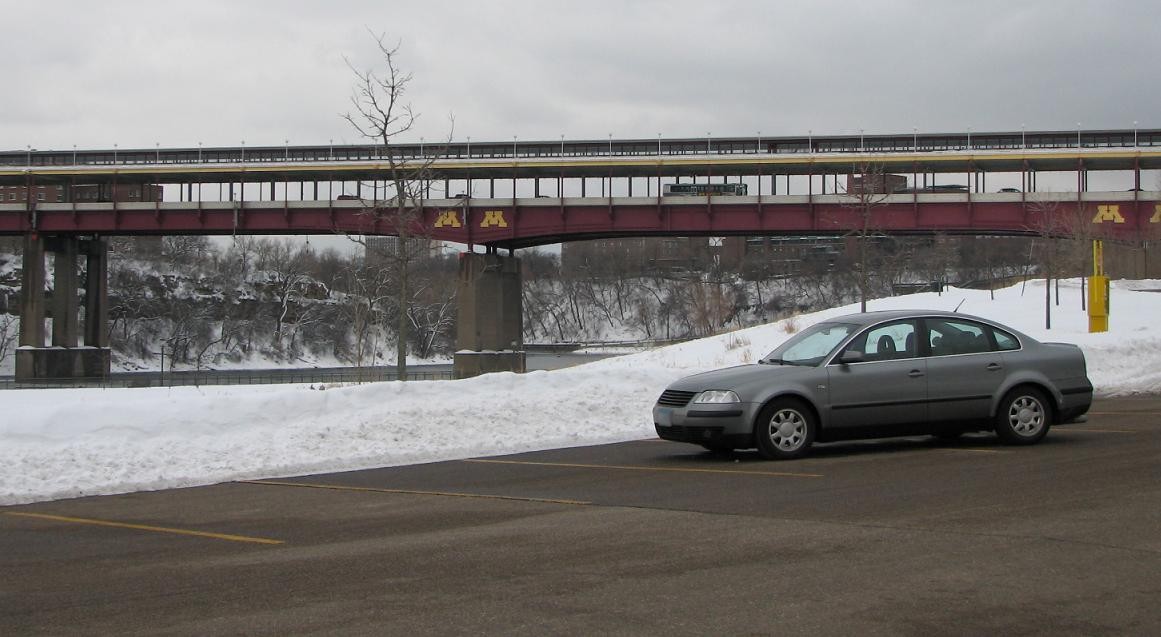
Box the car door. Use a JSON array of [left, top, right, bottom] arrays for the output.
[[923, 318, 1007, 423], [826, 319, 927, 429]]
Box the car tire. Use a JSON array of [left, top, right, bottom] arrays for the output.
[[994, 386, 1052, 445], [754, 398, 815, 460]]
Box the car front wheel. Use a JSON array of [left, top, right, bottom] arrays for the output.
[[994, 387, 1052, 445], [755, 399, 816, 460]]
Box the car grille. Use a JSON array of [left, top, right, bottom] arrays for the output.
[[657, 390, 697, 407]]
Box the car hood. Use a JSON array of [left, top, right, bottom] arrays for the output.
[[667, 363, 815, 393]]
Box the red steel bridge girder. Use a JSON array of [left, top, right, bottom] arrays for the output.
[[2, 198, 1157, 245]]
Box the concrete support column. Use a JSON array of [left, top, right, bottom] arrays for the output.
[[17, 234, 111, 381], [453, 252, 525, 379], [83, 237, 109, 348], [17, 234, 47, 378], [51, 237, 79, 347]]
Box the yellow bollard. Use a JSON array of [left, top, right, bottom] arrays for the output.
[[1088, 240, 1108, 333]]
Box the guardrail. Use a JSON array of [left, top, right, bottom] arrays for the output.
[[0, 367, 454, 390]]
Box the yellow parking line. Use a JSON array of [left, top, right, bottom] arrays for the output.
[[2, 512, 283, 545], [1060, 427, 1137, 434], [239, 480, 591, 506], [465, 458, 823, 478]]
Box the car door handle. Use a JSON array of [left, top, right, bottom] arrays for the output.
[[986, 363, 1002, 371], [908, 370, 925, 378]]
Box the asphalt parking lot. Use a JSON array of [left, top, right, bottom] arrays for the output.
[[3, 397, 1161, 636]]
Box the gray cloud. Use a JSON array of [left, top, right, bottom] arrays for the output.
[[3, 0, 1158, 151]]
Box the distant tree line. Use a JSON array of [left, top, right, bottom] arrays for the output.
[[0, 221, 1158, 373], [100, 236, 458, 371]]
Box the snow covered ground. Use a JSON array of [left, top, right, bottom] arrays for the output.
[[4, 277, 1160, 506]]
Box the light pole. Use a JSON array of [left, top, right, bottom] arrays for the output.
[[560, 134, 564, 155], [808, 129, 812, 153], [1133, 121, 1138, 147], [757, 130, 762, 153], [241, 140, 246, 163], [72, 144, 76, 165], [1021, 123, 1026, 150], [466, 135, 471, 158], [329, 139, 334, 160], [913, 126, 918, 152], [608, 133, 613, 156], [113, 143, 118, 164], [198, 141, 203, 163], [26, 144, 31, 166], [1077, 122, 1082, 149], [706, 132, 711, 154], [155, 142, 160, 164], [284, 139, 289, 160], [967, 126, 972, 151], [513, 135, 518, 158], [657, 133, 661, 155], [420, 136, 425, 157], [859, 128, 864, 152]]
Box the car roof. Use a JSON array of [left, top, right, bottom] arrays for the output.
[[824, 309, 998, 327]]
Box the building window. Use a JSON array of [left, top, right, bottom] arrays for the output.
[[37, 193, 46, 201]]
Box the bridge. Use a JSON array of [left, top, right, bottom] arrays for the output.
[[3, 128, 1159, 380]]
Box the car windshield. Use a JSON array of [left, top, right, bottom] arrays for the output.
[[762, 322, 858, 367]]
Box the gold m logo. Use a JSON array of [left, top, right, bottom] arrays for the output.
[[434, 210, 461, 228], [481, 210, 508, 228], [1152, 204, 1161, 223], [1092, 205, 1125, 224]]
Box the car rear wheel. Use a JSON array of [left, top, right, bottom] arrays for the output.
[[755, 399, 815, 460], [994, 387, 1052, 445]]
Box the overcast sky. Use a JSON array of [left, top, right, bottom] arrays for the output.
[[4, 0, 1159, 153]]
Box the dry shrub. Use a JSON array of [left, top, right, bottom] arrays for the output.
[[725, 333, 751, 351]]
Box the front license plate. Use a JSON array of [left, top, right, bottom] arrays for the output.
[[654, 407, 672, 426]]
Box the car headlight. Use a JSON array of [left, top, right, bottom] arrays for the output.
[[694, 390, 740, 404]]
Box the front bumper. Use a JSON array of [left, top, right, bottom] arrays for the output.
[[653, 401, 758, 447]]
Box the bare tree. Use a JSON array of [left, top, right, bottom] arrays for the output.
[[839, 161, 895, 312], [339, 259, 394, 369], [252, 238, 320, 356], [343, 33, 452, 381], [1026, 194, 1076, 329], [0, 313, 16, 368]]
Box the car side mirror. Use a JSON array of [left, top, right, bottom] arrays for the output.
[[839, 350, 864, 364]]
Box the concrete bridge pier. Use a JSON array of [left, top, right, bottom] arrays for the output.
[[16, 234, 111, 381], [453, 252, 525, 379]]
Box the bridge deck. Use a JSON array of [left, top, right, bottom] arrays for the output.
[[3, 148, 1161, 185]]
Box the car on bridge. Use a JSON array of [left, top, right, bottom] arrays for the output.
[[653, 310, 1092, 459]]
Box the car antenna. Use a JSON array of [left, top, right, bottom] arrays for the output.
[[953, 299, 965, 312]]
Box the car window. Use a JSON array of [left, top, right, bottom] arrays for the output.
[[928, 319, 991, 355], [764, 322, 857, 366], [839, 320, 917, 362], [992, 327, 1020, 351]]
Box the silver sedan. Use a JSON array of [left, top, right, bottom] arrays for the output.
[[653, 310, 1093, 459]]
